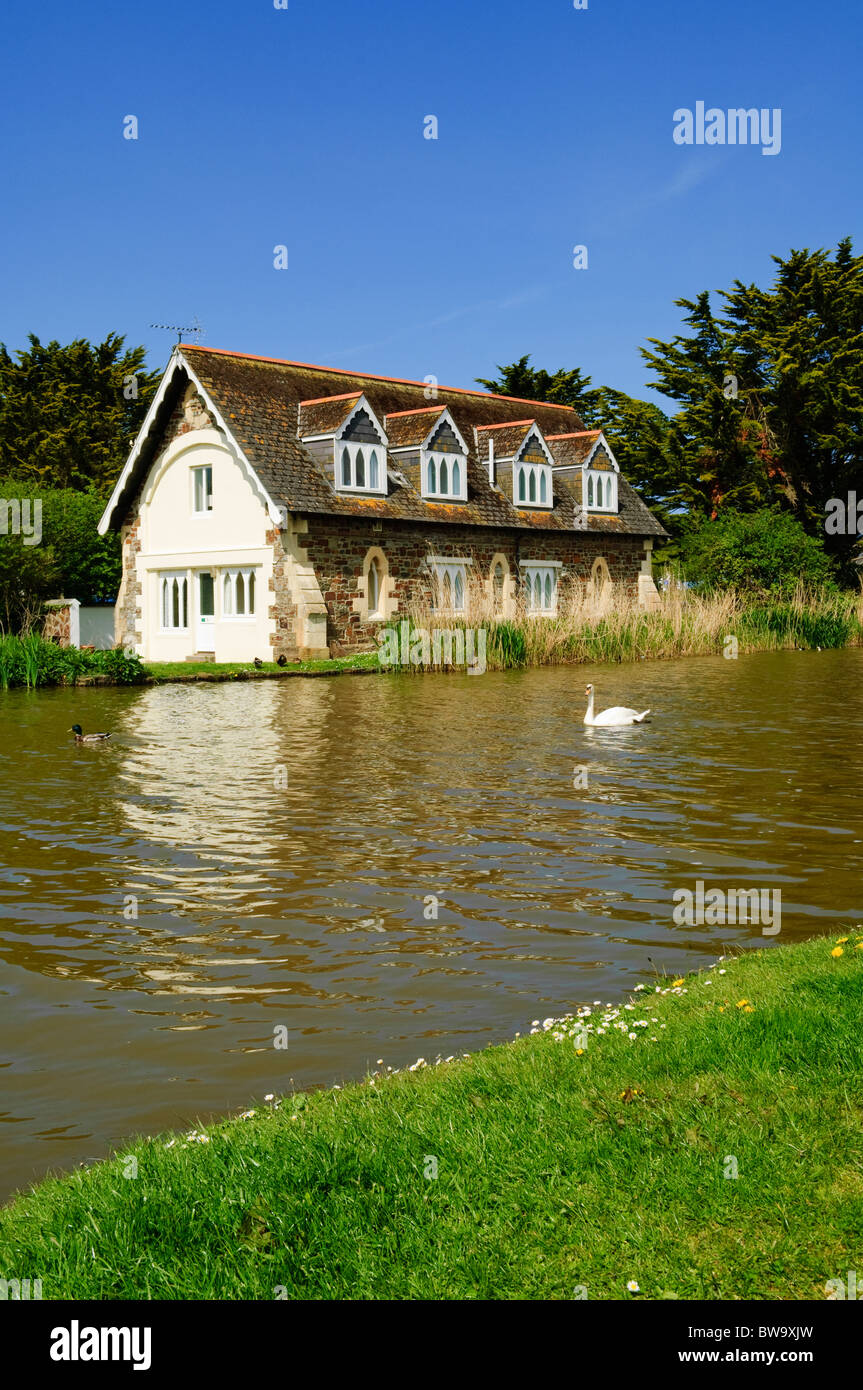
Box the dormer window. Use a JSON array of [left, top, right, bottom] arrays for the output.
[[381, 407, 470, 502], [514, 432, 553, 510], [545, 431, 621, 517], [339, 442, 383, 492], [298, 392, 388, 497], [477, 422, 554, 511], [423, 448, 466, 500], [585, 469, 617, 513], [517, 463, 550, 506]]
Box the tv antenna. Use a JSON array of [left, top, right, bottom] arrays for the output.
[[150, 316, 205, 343]]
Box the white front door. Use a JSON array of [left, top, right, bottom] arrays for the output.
[[197, 571, 215, 651]]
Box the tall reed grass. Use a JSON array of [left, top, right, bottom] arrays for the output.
[[389, 582, 863, 672]]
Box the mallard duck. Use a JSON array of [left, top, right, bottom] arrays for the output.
[[70, 724, 111, 744], [583, 683, 650, 727]]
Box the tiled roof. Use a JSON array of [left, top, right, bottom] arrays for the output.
[[385, 406, 446, 448], [546, 430, 603, 467], [107, 346, 667, 539], [474, 420, 536, 462], [298, 392, 362, 437]]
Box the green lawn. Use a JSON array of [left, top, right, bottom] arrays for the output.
[[1, 933, 861, 1300], [143, 653, 380, 681]]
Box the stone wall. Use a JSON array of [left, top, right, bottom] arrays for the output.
[[297, 515, 649, 654], [43, 598, 80, 647], [116, 513, 143, 649], [267, 523, 300, 659]]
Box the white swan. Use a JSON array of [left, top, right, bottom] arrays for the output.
[[583, 683, 650, 727]]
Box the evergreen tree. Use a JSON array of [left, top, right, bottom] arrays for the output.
[[644, 240, 863, 569], [476, 355, 601, 420], [0, 333, 159, 490], [479, 242, 863, 574]]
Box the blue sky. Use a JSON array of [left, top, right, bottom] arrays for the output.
[[2, 0, 860, 407]]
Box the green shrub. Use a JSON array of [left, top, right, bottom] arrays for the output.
[[89, 647, 146, 683], [0, 635, 145, 687], [679, 508, 836, 595]]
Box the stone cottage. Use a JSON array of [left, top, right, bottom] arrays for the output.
[[98, 345, 667, 662]]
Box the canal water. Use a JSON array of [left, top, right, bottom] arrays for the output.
[[1, 648, 861, 1201]]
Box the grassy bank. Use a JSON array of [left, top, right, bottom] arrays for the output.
[[143, 653, 378, 681], [0, 635, 377, 687], [1, 932, 861, 1300]]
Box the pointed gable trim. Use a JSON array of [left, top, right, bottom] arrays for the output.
[[516, 427, 554, 468], [386, 405, 468, 455], [546, 430, 619, 472], [98, 349, 285, 536], [299, 392, 388, 446]]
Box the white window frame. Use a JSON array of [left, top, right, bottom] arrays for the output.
[[191, 465, 213, 515], [522, 562, 561, 616], [428, 556, 471, 614], [334, 439, 387, 495], [159, 570, 190, 632], [221, 567, 257, 620], [585, 468, 617, 513], [421, 448, 467, 501], [514, 460, 553, 509]]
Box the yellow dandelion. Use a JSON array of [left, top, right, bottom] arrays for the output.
[[831, 946, 844, 958], [735, 999, 750, 1008], [743, 1006, 754, 1013], [718, 1006, 726, 1013], [671, 978, 684, 988], [855, 944, 863, 952], [837, 937, 849, 943], [575, 1048, 585, 1056]]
